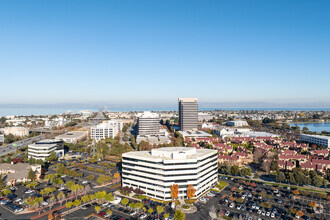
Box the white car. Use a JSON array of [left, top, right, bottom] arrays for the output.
[[229, 203, 235, 208], [139, 214, 148, 219], [130, 211, 136, 216], [237, 205, 241, 210], [271, 212, 275, 218], [199, 198, 207, 202], [101, 202, 109, 207], [206, 193, 214, 197], [225, 211, 230, 216], [14, 198, 21, 202], [82, 181, 88, 184], [266, 212, 270, 217], [25, 190, 34, 194], [59, 186, 65, 191], [257, 210, 262, 215], [14, 207, 23, 213], [41, 201, 48, 206]]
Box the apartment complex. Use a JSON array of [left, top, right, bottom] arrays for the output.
[[137, 111, 160, 136], [4, 127, 29, 136], [178, 98, 198, 131], [122, 147, 218, 201], [90, 120, 123, 141], [0, 163, 42, 186], [300, 134, 330, 148], [28, 139, 65, 161]]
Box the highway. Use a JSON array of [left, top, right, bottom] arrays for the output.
[[0, 135, 45, 156]]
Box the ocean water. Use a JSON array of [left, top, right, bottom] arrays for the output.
[[0, 106, 329, 117], [290, 122, 330, 133]]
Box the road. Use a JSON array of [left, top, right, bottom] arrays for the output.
[[0, 135, 45, 156]]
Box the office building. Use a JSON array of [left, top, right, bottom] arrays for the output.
[[226, 120, 249, 127], [55, 131, 88, 143], [137, 111, 160, 136], [122, 147, 218, 201], [178, 98, 198, 131], [91, 120, 123, 141], [4, 127, 29, 137], [300, 134, 330, 148], [28, 139, 64, 161]]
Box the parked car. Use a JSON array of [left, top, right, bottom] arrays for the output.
[[139, 214, 148, 219]]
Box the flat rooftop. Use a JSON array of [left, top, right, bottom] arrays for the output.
[[123, 147, 216, 160], [301, 134, 330, 140], [56, 131, 88, 139], [178, 130, 212, 138]]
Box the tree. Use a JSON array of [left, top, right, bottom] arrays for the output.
[[95, 205, 101, 214], [121, 198, 129, 206], [187, 185, 196, 199], [3, 189, 11, 195], [312, 175, 323, 187], [170, 184, 179, 200], [47, 151, 57, 162], [308, 202, 317, 209], [65, 201, 73, 208], [73, 199, 81, 207], [292, 190, 300, 195], [105, 193, 114, 202], [57, 192, 66, 205], [156, 205, 164, 217], [148, 208, 154, 215], [0, 175, 4, 189], [53, 178, 64, 186], [81, 195, 90, 203], [276, 172, 286, 183], [231, 165, 239, 176], [174, 210, 185, 220], [270, 160, 279, 171], [296, 210, 304, 217], [27, 169, 36, 181], [86, 175, 95, 181]]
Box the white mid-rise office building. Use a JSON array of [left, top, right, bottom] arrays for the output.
[[300, 134, 330, 148], [28, 139, 65, 161], [122, 147, 218, 201], [91, 120, 123, 141], [137, 111, 160, 136]]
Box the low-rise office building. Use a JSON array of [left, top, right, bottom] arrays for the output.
[[28, 139, 65, 161], [122, 147, 218, 201], [300, 134, 330, 148], [55, 131, 88, 143], [4, 127, 29, 137], [226, 120, 249, 127]]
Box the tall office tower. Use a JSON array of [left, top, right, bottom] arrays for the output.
[[137, 111, 160, 136], [178, 98, 198, 131]]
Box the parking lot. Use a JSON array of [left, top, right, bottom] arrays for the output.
[[187, 177, 329, 220]]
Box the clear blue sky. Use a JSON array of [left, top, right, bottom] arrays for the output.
[[0, 0, 329, 106]]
